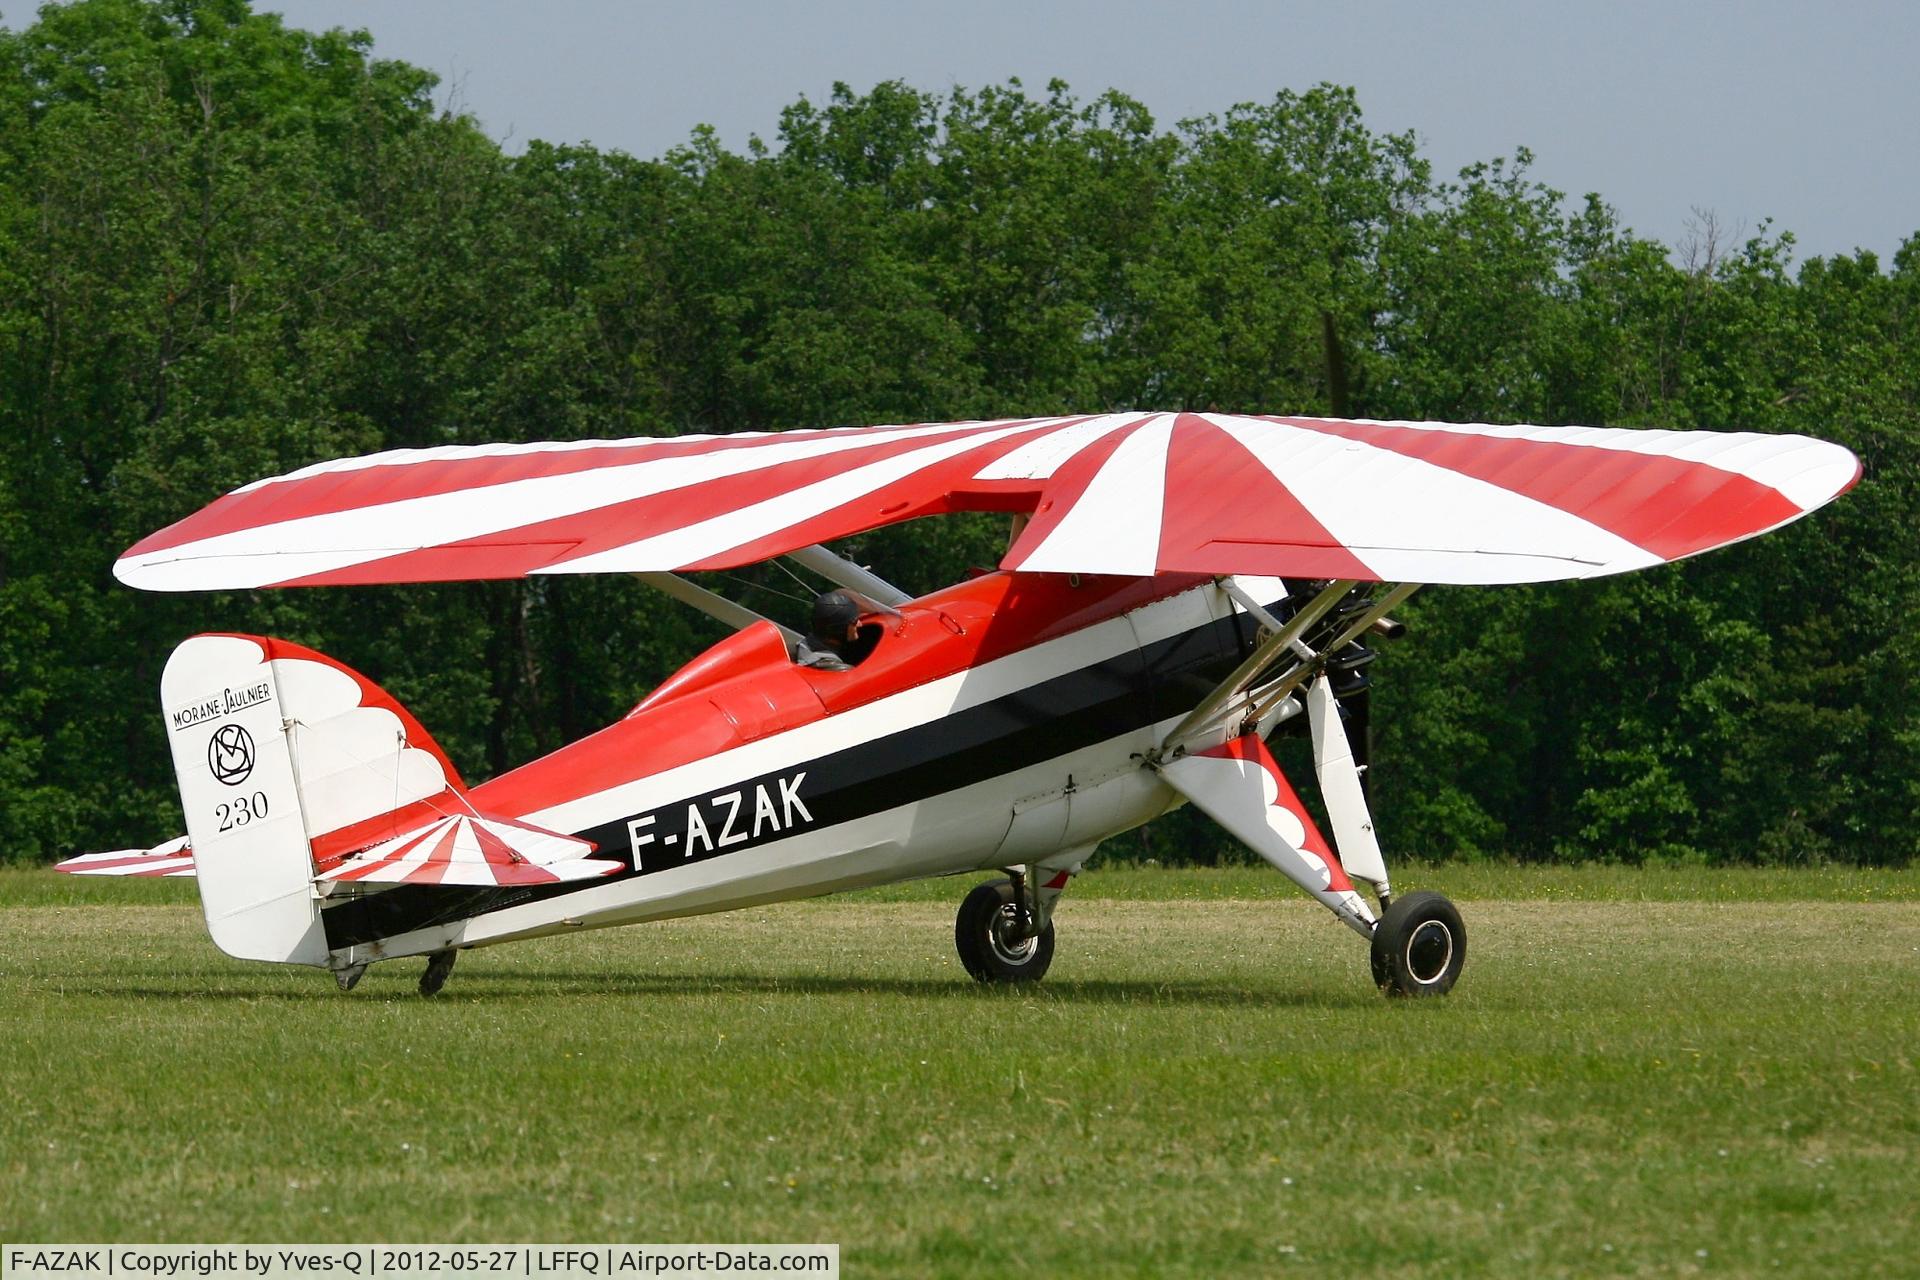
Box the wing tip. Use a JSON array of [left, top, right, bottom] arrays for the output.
[[1766, 434, 1861, 511]]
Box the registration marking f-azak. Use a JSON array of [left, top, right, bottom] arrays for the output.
[[627, 771, 813, 868]]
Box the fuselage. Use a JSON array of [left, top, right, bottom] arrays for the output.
[[318, 570, 1277, 963]]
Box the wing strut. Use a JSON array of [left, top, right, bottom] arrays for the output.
[[785, 545, 911, 608], [1155, 579, 1355, 759], [633, 572, 801, 644], [1241, 583, 1421, 726]]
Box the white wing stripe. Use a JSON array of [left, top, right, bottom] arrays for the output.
[[1014, 415, 1176, 575], [120, 420, 1021, 590], [231, 421, 1005, 492], [1213, 416, 1664, 581], [972, 413, 1141, 480], [1295, 417, 1856, 510], [547, 421, 1051, 573]]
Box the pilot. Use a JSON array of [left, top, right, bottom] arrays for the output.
[[795, 590, 863, 671]]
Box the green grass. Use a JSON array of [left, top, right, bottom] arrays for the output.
[[3, 867, 1917, 1277], [9, 860, 1920, 908]]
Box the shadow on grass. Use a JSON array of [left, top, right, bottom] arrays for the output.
[[83, 969, 1373, 1009], [469, 970, 1371, 1008]]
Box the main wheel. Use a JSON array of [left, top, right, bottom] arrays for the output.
[[955, 879, 1055, 984], [1370, 891, 1465, 997]]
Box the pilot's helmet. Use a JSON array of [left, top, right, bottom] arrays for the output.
[[812, 590, 860, 635]]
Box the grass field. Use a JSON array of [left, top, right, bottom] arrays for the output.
[[3, 865, 1917, 1277]]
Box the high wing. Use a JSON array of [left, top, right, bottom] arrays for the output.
[[114, 413, 1859, 591]]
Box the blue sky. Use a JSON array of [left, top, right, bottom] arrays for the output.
[[12, 0, 1916, 262]]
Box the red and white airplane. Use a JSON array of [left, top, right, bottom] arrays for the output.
[[62, 412, 1859, 996]]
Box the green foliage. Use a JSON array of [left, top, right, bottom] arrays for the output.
[[2, 0, 1915, 866]]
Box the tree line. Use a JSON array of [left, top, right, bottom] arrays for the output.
[[3, 0, 1916, 867]]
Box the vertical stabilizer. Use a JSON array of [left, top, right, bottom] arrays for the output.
[[163, 635, 327, 964]]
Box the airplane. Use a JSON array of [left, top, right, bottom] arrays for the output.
[[59, 412, 1859, 997]]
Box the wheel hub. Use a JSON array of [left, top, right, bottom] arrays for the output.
[[989, 905, 1038, 963], [1404, 920, 1453, 986]]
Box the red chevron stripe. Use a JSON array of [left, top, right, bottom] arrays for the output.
[[122, 423, 994, 559], [1275, 418, 1802, 561], [1156, 414, 1373, 579], [279, 421, 1066, 586]]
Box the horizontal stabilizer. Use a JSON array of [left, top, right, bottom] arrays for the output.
[[56, 837, 194, 878], [314, 805, 622, 890], [1161, 734, 1375, 935]]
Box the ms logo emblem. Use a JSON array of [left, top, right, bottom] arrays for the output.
[[208, 723, 256, 786]]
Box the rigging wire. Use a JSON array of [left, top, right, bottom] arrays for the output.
[[711, 570, 812, 608], [771, 555, 821, 595]]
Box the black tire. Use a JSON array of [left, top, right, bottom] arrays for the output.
[[419, 948, 458, 997], [1370, 891, 1465, 997], [955, 879, 1055, 984]]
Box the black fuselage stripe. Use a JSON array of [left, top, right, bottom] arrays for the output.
[[321, 605, 1257, 948]]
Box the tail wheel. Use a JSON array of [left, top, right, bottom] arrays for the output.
[[1370, 891, 1465, 997], [955, 879, 1054, 984], [419, 948, 458, 997]]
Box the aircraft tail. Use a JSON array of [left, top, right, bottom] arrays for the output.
[[159, 634, 468, 966]]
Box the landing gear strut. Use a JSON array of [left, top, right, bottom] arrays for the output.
[[955, 878, 1055, 983]]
